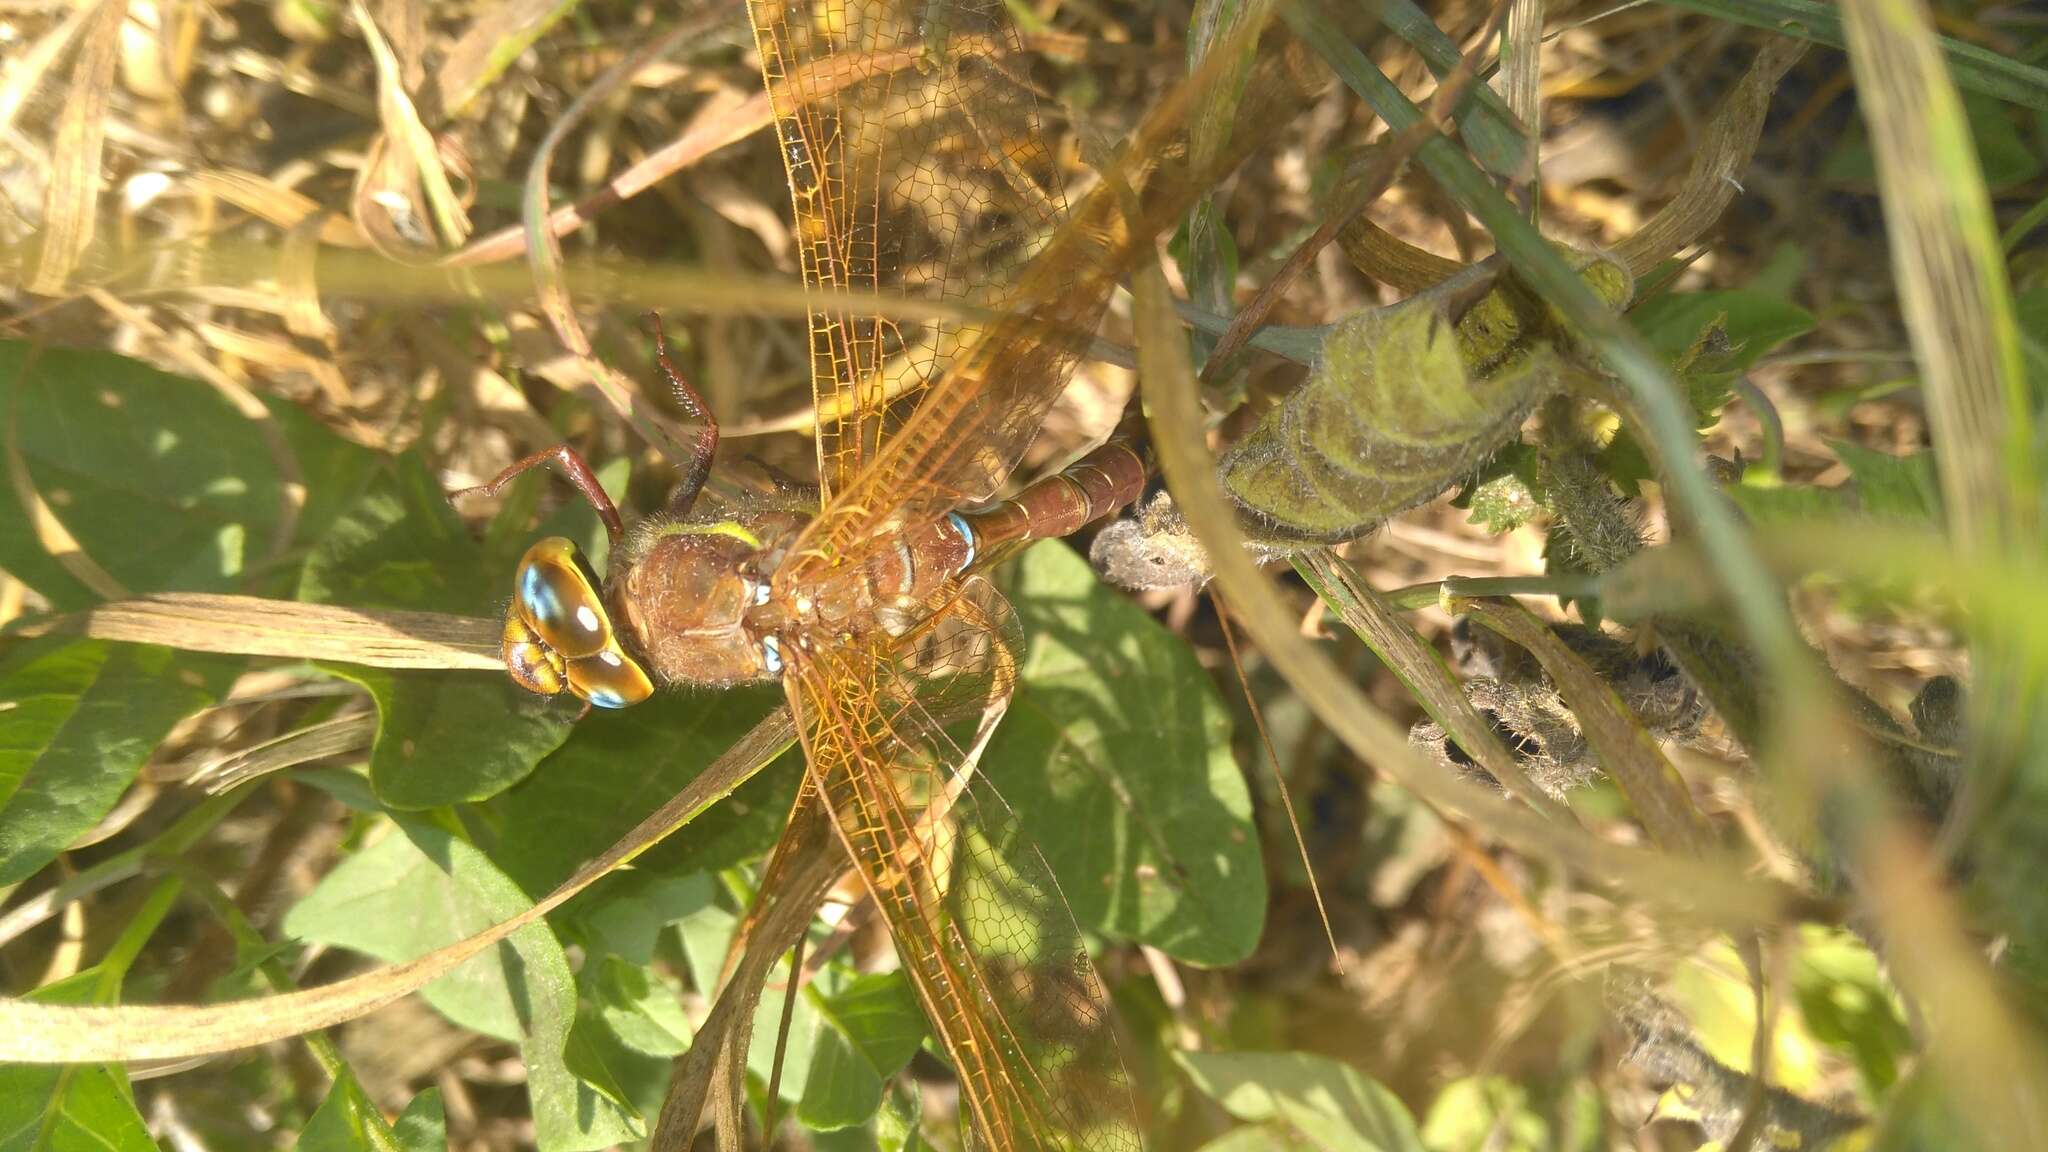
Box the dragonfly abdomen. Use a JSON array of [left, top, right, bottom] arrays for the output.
[[958, 440, 1146, 563]]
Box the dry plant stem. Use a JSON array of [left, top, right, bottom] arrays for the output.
[[1197, 0, 1504, 382], [3, 593, 503, 670], [654, 792, 843, 1150], [1500, 0, 1544, 205], [521, 18, 705, 466], [0, 708, 798, 1062], [1609, 36, 1809, 277], [1297, 550, 1575, 822], [1131, 255, 1818, 935]]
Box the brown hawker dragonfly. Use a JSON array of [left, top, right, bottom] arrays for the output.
[[456, 2, 1285, 1148]]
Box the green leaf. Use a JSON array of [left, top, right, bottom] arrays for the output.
[[1726, 480, 1849, 526], [1457, 443, 1542, 534], [577, 872, 717, 966], [1826, 91, 2042, 189], [300, 1072, 392, 1152], [302, 451, 574, 807], [1792, 926, 1911, 1098], [337, 665, 574, 809], [265, 396, 386, 570], [487, 687, 795, 895], [1179, 1050, 1426, 1152], [1419, 1077, 1549, 1152], [1828, 440, 1942, 524], [393, 1090, 448, 1152], [284, 818, 641, 1150], [0, 341, 284, 609], [798, 972, 928, 1130], [0, 1062, 157, 1152], [589, 954, 694, 1057], [1628, 290, 1816, 425], [0, 972, 156, 1152], [0, 638, 235, 885], [990, 541, 1264, 966], [300, 451, 492, 613], [1195, 1127, 1319, 1152]]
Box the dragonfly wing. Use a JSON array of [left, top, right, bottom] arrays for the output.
[[783, 30, 1302, 582], [785, 578, 1140, 1152], [656, 782, 844, 1150], [745, 0, 1066, 502]]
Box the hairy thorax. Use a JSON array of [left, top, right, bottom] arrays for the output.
[[608, 505, 978, 687], [608, 509, 806, 687]]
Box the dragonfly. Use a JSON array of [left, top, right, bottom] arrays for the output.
[[456, 1, 1285, 1147]]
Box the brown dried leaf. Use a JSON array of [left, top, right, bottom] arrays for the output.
[[182, 169, 366, 248], [26, 0, 125, 295]]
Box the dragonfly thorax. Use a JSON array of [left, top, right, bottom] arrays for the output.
[[608, 510, 807, 688]]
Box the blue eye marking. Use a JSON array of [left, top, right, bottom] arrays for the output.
[[947, 512, 977, 571]]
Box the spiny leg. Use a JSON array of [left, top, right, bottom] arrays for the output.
[[646, 311, 719, 517], [450, 444, 624, 548]]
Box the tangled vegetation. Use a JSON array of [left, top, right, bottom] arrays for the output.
[[1, 0, 2046, 1149]]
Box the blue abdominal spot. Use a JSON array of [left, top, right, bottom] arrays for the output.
[[948, 512, 977, 570]]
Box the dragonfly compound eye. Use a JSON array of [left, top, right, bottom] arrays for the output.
[[515, 537, 614, 658], [502, 613, 568, 696], [565, 648, 654, 709], [506, 536, 654, 708]]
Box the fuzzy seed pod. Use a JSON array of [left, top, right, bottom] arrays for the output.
[[1218, 251, 1632, 545]]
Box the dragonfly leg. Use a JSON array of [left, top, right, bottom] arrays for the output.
[[449, 444, 625, 548], [645, 311, 719, 517]]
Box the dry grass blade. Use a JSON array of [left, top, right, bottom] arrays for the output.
[[519, 16, 709, 465], [1298, 549, 1576, 822], [352, 0, 471, 250], [1839, 0, 2034, 554], [189, 713, 378, 793], [24, 0, 123, 295], [180, 169, 366, 248], [0, 4, 87, 137], [1448, 594, 1715, 853], [1612, 36, 1810, 277], [0, 707, 797, 1062], [1500, 0, 1543, 191], [2, 593, 503, 670]]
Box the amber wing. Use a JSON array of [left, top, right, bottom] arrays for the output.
[[783, 25, 1293, 587], [784, 577, 1141, 1151], [745, 0, 1067, 503]]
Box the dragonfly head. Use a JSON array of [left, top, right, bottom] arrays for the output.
[[501, 536, 655, 709]]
